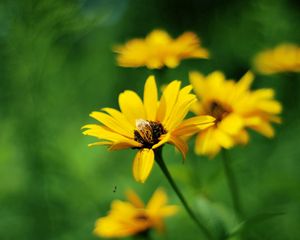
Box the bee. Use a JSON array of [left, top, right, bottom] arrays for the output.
[[135, 119, 154, 144], [134, 119, 166, 148], [113, 185, 117, 193]]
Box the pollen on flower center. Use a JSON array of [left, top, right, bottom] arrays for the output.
[[207, 101, 231, 123], [134, 119, 167, 148]]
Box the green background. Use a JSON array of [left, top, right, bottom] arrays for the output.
[[0, 0, 299, 239]]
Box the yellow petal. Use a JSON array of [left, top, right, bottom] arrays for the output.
[[152, 133, 170, 149], [250, 121, 275, 138], [190, 101, 205, 115], [189, 71, 206, 97], [157, 80, 181, 123], [88, 141, 112, 147], [175, 115, 215, 129], [146, 188, 167, 211], [218, 114, 244, 135], [94, 217, 133, 237], [214, 129, 234, 149], [206, 71, 226, 89], [251, 89, 282, 113], [82, 124, 140, 148], [195, 129, 221, 157], [119, 90, 146, 124], [94, 207, 149, 238], [147, 58, 163, 69], [257, 100, 282, 114], [191, 48, 210, 58], [172, 125, 213, 137], [90, 111, 133, 138], [143, 75, 158, 121], [169, 135, 188, 159], [102, 107, 135, 131], [126, 189, 145, 208], [166, 96, 196, 130], [237, 71, 254, 91], [109, 200, 137, 217], [253, 88, 275, 99], [164, 85, 196, 130], [82, 124, 124, 141], [270, 115, 282, 124], [94, 200, 146, 238], [175, 32, 209, 59], [160, 205, 179, 216], [146, 29, 172, 44], [173, 115, 215, 136], [147, 191, 178, 232], [244, 116, 262, 126], [132, 149, 155, 183], [165, 56, 180, 68], [233, 130, 249, 145], [109, 141, 142, 151]]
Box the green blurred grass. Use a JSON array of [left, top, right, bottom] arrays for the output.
[[0, 0, 299, 239]]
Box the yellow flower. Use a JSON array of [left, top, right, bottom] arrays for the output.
[[82, 76, 215, 182], [114, 29, 209, 69], [189, 71, 282, 157], [94, 188, 178, 238], [253, 43, 300, 74]]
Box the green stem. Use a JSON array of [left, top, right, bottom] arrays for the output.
[[221, 149, 243, 218], [134, 230, 151, 240], [155, 148, 214, 240]]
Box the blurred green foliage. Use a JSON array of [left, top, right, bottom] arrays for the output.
[[0, 0, 299, 239]]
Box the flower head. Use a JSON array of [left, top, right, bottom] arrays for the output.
[[82, 76, 215, 182], [114, 29, 209, 69], [189, 71, 282, 157], [94, 188, 178, 238], [253, 43, 300, 74]]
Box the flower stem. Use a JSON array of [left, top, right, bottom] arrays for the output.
[[221, 149, 243, 218], [135, 230, 151, 240], [155, 148, 214, 240]]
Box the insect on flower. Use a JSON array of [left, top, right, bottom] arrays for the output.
[[134, 119, 167, 148], [82, 75, 215, 183]]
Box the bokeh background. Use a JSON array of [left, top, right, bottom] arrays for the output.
[[0, 0, 299, 239]]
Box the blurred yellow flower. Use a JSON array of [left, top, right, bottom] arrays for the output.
[[94, 188, 178, 238], [189, 71, 282, 157], [114, 29, 209, 69], [82, 75, 215, 182], [253, 43, 300, 74]]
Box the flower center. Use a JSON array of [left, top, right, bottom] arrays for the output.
[[134, 119, 167, 148], [207, 101, 231, 122], [134, 213, 149, 221]]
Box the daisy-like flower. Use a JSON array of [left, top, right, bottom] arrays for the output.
[[253, 43, 300, 74], [114, 29, 209, 69], [94, 188, 178, 238], [189, 71, 282, 157], [82, 76, 215, 183]]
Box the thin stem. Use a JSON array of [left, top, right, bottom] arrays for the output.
[[221, 149, 243, 218], [155, 148, 214, 240], [134, 230, 151, 240]]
